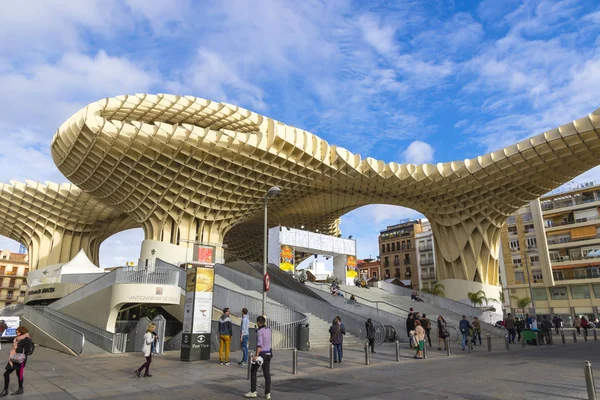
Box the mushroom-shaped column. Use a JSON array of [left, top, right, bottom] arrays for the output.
[[0, 181, 139, 269]]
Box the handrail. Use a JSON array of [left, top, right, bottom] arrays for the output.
[[215, 264, 387, 345], [23, 306, 85, 354]]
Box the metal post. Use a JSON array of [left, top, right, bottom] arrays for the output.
[[561, 332, 566, 344], [395, 340, 400, 362], [487, 335, 492, 352], [467, 339, 472, 354], [595, 329, 598, 342], [292, 348, 298, 375], [262, 198, 268, 317], [446, 338, 451, 356], [585, 331, 589, 342], [536, 332, 541, 346], [329, 344, 334, 369], [522, 334, 526, 348], [423, 340, 428, 359], [247, 350, 254, 380], [524, 249, 537, 319], [574, 331, 578, 343], [505, 335, 510, 350], [364, 342, 370, 365], [584, 361, 597, 400]]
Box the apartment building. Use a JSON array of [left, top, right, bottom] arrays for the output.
[[500, 181, 600, 325], [357, 259, 380, 280], [379, 219, 423, 287], [0, 250, 29, 308], [415, 220, 436, 290]]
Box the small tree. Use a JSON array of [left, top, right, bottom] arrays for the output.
[[422, 282, 445, 297], [326, 275, 341, 285], [467, 290, 487, 307], [511, 296, 531, 315]]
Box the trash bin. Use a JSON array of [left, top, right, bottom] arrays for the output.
[[384, 325, 396, 342], [522, 329, 537, 345], [297, 323, 310, 351]]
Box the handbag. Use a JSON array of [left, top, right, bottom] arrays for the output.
[[10, 350, 25, 364]]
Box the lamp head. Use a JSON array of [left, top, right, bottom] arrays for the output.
[[266, 186, 281, 197]]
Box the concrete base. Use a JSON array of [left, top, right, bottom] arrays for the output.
[[22, 317, 78, 357], [437, 279, 503, 322]]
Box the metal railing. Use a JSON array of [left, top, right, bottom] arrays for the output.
[[49, 263, 182, 311], [0, 303, 24, 316], [41, 308, 123, 353], [215, 264, 387, 345], [547, 234, 600, 245], [23, 306, 85, 354], [377, 280, 486, 320]]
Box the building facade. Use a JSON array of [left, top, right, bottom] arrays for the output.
[[0, 250, 29, 308], [357, 259, 380, 280], [415, 220, 436, 290], [379, 219, 423, 287], [500, 182, 600, 325]]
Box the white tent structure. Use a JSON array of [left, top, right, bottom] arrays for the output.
[[27, 249, 106, 287]]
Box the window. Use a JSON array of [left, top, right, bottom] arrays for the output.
[[550, 287, 568, 300], [385, 269, 390, 278], [549, 251, 561, 261], [509, 240, 520, 251], [524, 223, 535, 233], [526, 237, 537, 248], [508, 226, 518, 234], [395, 268, 400, 278], [6, 292, 12, 300], [553, 270, 564, 280], [514, 271, 524, 284], [394, 255, 399, 265], [529, 254, 539, 263], [531, 288, 547, 300], [522, 212, 533, 222], [372, 271, 377, 278], [593, 284, 600, 298], [386, 244, 390, 252], [384, 257, 389, 267], [401, 241, 406, 250], [512, 257, 522, 266], [392, 242, 396, 251], [571, 285, 591, 299], [404, 254, 410, 264], [407, 240, 411, 249], [381, 244, 385, 253], [531, 269, 543, 283]]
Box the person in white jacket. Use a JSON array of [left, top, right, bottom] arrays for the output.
[[135, 323, 156, 378]]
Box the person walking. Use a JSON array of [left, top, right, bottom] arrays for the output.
[[581, 316, 590, 337], [1, 326, 32, 396], [459, 315, 472, 350], [420, 314, 432, 347], [516, 317, 524, 342], [414, 320, 425, 359], [406, 313, 416, 339], [574, 316, 582, 336], [329, 317, 345, 363], [553, 316, 563, 335], [472, 317, 482, 345], [245, 316, 272, 399], [239, 308, 250, 366], [218, 308, 233, 365], [437, 315, 448, 351], [366, 318, 376, 354], [504, 313, 516, 344], [135, 323, 157, 378]]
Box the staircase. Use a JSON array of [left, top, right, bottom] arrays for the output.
[[215, 275, 363, 348], [331, 284, 505, 338]]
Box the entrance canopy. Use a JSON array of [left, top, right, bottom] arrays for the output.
[[267, 226, 357, 284]]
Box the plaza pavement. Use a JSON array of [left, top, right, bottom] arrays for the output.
[[4, 334, 600, 399]]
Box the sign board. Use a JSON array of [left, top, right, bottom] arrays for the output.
[[264, 272, 271, 292], [181, 265, 214, 361], [0, 316, 20, 338], [193, 245, 216, 264], [346, 255, 358, 279], [279, 245, 294, 271]]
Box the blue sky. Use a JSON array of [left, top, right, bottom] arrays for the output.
[[1, 0, 600, 266]]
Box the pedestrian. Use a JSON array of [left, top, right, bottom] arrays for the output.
[[540, 316, 553, 345], [420, 313, 432, 347], [245, 316, 272, 399], [134, 323, 156, 378], [218, 307, 233, 365], [0, 320, 7, 351], [574, 316, 582, 336], [414, 320, 425, 359], [406, 313, 416, 338], [459, 315, 472, 350], [329, 317, 345, 363], [526, 314, 533, 330], [516, 317, 524, 342], [365, 318, 376, 353], [1, 326, 32, 397], [582, 316, 590, 337], [552, 316, 563, 334], [472, 317, 482, 345], [504, 313, 516, 344], [239, 308, 250, 366], [437, 315, 448, 351]]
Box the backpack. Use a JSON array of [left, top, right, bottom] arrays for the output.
[[26, 341, 35, 356]]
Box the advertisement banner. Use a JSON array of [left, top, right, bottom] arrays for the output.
[[193, 245, 215, 264], [279, 245, 294, 271], [181, 266, 214, 361], [0, 316, 20, 338], [346, 255, 358, 279]]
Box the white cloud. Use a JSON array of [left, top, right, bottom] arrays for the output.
[[99, 229, 145, 267], [402, 141, 435, 165], [358, 14, 398, 56]]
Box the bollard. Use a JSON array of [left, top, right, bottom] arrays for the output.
[[561, 332, 566, 344], [292, 348, 298, 375], [329, 344, 334, 369], [584, 361, 597, 400], [537, 332, 541, 346], [247, 350, 254, 380], [467, 339, 472, 354], [395, 340, 401, 362], [574, 331, 578, 344], [364, 342, 370, 365], [423, 340, 428, 359], [505, 335, 510, 350], [446, 338, 451, 357], [522, 334, 526, 349], [595, 330, 598, 342], [585, 331, 589, 342], [487, 335, 492, 352]]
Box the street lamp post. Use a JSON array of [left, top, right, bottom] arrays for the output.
[[524, 247, 537, 320], [262, 186, 281, 316]]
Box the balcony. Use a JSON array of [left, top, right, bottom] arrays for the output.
[[551, 253, 600, 266], [542, 195, 600, 212], [547, 234, 600, 247], [393, 260, 400, 266], [421, 272, 436, 280], [418, 245, 433, 251], [404, 259, 411, 265], [420, 259, 434, 266], [553, 266, 600, 281]]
